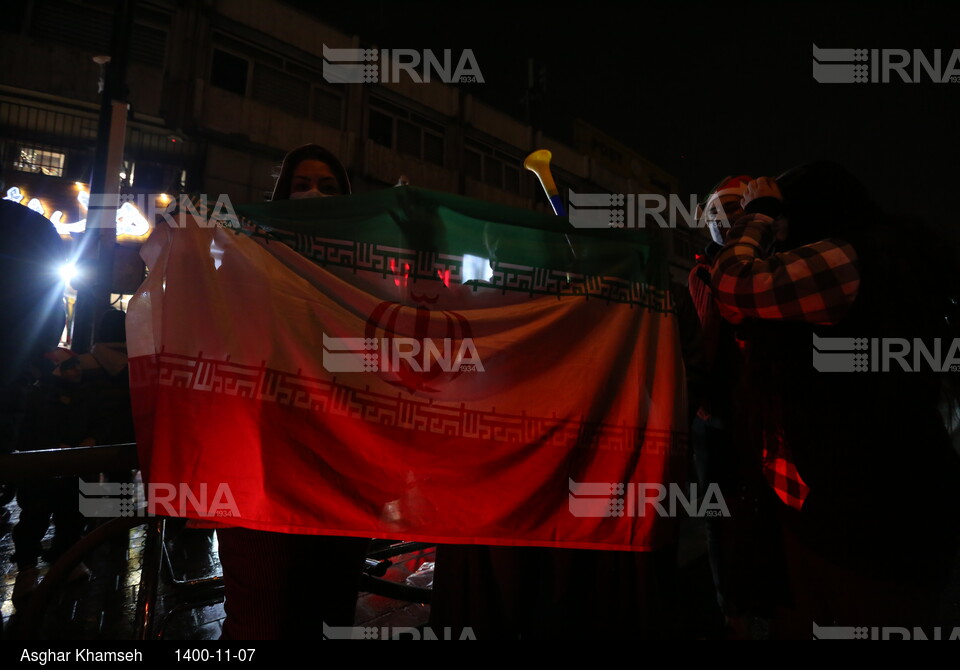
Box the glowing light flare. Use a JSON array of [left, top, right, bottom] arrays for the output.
[[59, 263, 78, 283]]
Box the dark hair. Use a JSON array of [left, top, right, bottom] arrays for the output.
[[96, 308, 126, 343], [775, 161, 881, 249], [271, 144, 351, 201], [755, 162, 960, 452], [776, 161, 960, 342]]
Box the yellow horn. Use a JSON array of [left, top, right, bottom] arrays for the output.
[[523, 150, 565, 216]]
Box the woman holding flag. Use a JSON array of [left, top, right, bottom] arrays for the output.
[[215, 144, 370, 640]]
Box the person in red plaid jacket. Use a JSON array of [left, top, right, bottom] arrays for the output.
[[709, 162, 960, 637], [689, 176, 788, 638]]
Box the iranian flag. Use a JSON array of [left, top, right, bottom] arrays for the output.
[[127, 187, 686, 551]]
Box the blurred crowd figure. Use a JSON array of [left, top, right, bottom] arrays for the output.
[[10, 306, 134, 600], [75, 309, 135, 452], [0, 187, 68, 608], [1, 168, 137, 609], [690, 162, 960, 638], [12, 357, 96, 585]]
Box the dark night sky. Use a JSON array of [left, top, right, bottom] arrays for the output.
[[293, 1, 960, 247]]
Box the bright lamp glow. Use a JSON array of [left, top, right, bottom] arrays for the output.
[[59, 263, 78, 283]]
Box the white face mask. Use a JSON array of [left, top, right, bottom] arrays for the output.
[[708, 221, 725, 246], [289, 189, 325, 200]]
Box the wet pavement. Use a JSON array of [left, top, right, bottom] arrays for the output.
[[0, 500, 432, 640], [2, 493, 958, 640]]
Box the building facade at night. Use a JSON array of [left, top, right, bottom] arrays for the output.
[[0, 0, 704, 310]]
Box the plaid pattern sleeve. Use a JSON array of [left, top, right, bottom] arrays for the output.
[[710, 214, 861, 325], [762, 431, 810, 511]]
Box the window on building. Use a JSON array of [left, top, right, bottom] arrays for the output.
[[412, 114, 445, 167], [31, 0, 110, 55], [30, 1, 169, 67], [13, 146, 65, 177], [396, 120, 421, 158], [483, 156, 503, 188], [252, 65, 309, 116], [212, 34, 328, 120], [313, 88, 343, 129], [464, 138, 524, 194], [424, 133, 444, 166], [367, 98, 446, 166], [369, 109, 393, 148], [464, 150, 482, 181], [210, 49, 249, 96], [503, 165, 520, 194], [129, 23, 168, 68]]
